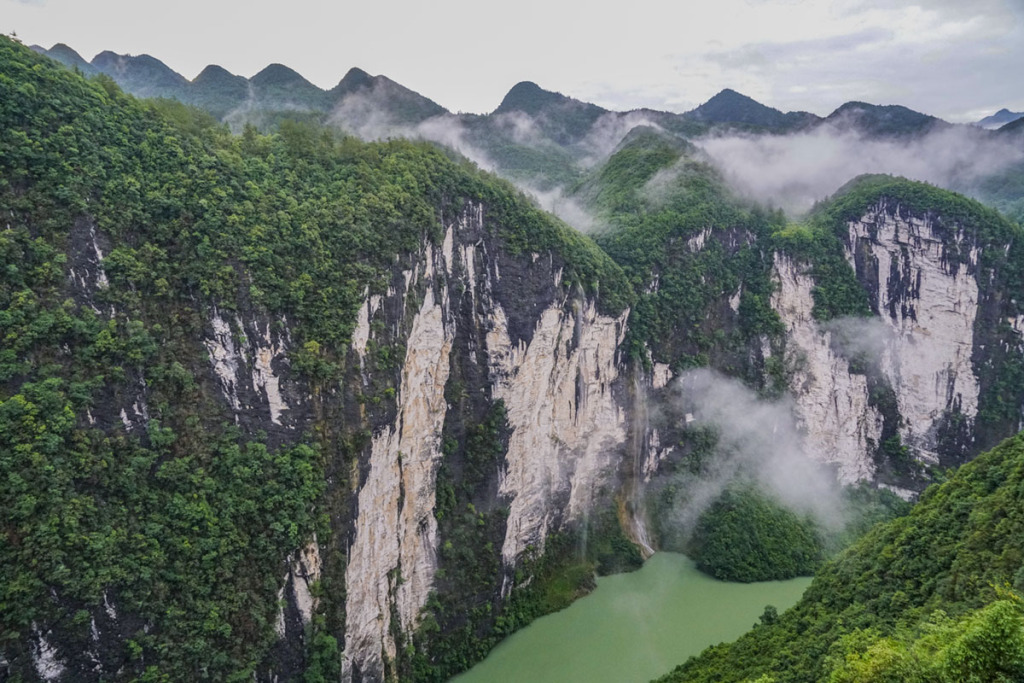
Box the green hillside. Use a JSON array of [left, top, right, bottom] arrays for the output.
[[657, 431, 1024, 683], [581, 127, 783, 374], [0, 35, 630, 679]]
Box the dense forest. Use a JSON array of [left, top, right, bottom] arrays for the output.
[[0, 35, 635, 680], [659, 432, 1024, 683]]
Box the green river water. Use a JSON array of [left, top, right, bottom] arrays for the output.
[[452, 552, 812, 683]]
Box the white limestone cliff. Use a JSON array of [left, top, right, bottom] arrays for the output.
[[342, 231, 456, 681], [772, 254, 882, 483], [485, 299, 629, 565], [340, 202, 632, 678], [846, 206, 980, 461]]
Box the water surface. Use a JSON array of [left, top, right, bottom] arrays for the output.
[[452, 552, 811, 683]]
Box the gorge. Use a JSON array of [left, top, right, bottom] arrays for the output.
[[2, 35, 1024, 683]]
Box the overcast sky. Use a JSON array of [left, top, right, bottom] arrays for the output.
[[3, 0, 1023, 121]]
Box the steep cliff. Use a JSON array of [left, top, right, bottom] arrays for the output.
[[338, 207, 632, 682], [772, 254, 882, 484], [772, 178, 1024, 489]]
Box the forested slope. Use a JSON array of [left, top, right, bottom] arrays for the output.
[[0, 35, 633, 681], [657, 431, 1024, 682]]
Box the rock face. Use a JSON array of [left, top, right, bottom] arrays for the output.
[[772, 254, 882, 483], [278, 199, 1023, 680], [13, 198, 1024, 683], [770, 200, 1022, 485], [846, 205, 981, 462], [200, 306, 303, 444], [337, 203, 631, 681], [342, 234, 456, 680], [486, 298, 629, 566]]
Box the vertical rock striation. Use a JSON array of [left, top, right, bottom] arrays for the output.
[[485, 298, 629, 565], [846, 205, 980, 462], [343, 235, 455, 681], [772, 254, 882, 483]]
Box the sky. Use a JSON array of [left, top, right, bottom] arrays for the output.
[[3, 0, 1024, 121]]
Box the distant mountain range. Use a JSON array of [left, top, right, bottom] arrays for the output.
[[34, 41, 1011, 140], [976, 108, 1024, 129], [29, 42, 447, 125], [27, 41, 1024, 217]]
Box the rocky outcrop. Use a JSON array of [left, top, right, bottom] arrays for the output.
[[486, 298, 629, 565], [338, 203, 632, 680], [343, 239, 455, 680], [200, 307, 304, 444], [769, 201, 1022, 484], [772, 254, 882, 483], [17, 195, 1023, 683], [845, 205, 980, 462]]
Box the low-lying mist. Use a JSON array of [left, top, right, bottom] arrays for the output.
[[656, 368, 851, 542], [697, 124, 1024, 215], [326, 93, 660, 234]]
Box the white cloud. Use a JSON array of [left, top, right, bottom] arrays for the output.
[[696, 123, 1024, 215]]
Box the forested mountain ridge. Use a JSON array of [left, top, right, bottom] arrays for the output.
[[30, 42, 448, 130], [31, 41, 1024, 218], [572, 128, 1024, 491], [0, 36, 636, 681]]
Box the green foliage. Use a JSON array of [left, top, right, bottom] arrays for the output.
[[814, 174, 1020, 249], [403, 397, 642, 681], [303, 615, 341, 683], [584, 132, 785, 370], [771, 220, 871, 321], [689, 485, 824, 582], [657, 432, 1024, 683], [0, 377, 323, 676], [967, 158, 1024, 226], [826, 596, 1024, 683]]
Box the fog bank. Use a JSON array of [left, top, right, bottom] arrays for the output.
[[697, 124, 1024, 215]]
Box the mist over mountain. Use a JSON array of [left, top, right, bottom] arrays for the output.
[[999, 114, 1024, 136], [695, 122, 1024, 214], [29, 40, 1024, 231], [822, 100, 947, 138]]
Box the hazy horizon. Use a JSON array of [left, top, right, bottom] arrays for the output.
[[4, 0, 1024, 122]]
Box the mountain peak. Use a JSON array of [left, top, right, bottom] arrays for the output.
[[48, 43, 88, 63], [193, 64, 241, 83], [826, 101, 945, 137], [976, 108, 1024, 130], [688, 88, 808, 129], [711, 87, 746, 99], [90, 50, 188, 94], [342, 66, 373, 84], [35, 42, 96, 74], [331, 67, 376, 97], [494, 81, 572, 115], [250, 63, 314, 88]]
